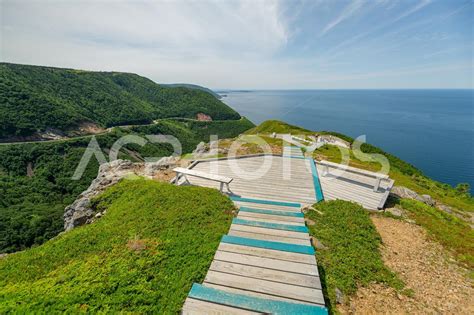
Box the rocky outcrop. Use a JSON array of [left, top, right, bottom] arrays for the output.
[[391, 186, 453, 214], [143, 156, 178, 178], [63, 156, 182, 231], [191, 141, 228, 158], [63, 159, 140, 231]]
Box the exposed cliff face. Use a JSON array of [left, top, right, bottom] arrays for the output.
[[63, 160, 139, 231], [63, 157, 179, 231]]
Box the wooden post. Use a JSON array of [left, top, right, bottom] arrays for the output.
[[374, 178, 381, 192], [219, 182, 224, 192], [322, 165, 329, 176]]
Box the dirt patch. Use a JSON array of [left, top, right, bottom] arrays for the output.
[[196, 113, 212, 121], [77, 122, 106, 134], [216, 139, 283, 156], [339, 216, 474, 314]]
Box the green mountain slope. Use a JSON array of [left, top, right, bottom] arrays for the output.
[[0, 63, 240, 138], [0, 118, 254, 253], [0, 179, 234, 313]]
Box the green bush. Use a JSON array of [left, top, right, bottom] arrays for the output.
[[306, 200, 403, 312], [0, 179, 234, 313]]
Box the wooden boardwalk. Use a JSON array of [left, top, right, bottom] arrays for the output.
[[181, 153, 322, 205], [182, 198, 327, 314], [180, 148, 327, 314], [179, 147, 392, 313]]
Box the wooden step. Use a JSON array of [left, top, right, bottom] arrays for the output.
[[213, 250, 319, 276], [218, 243, 316, 265], [230, 196, 301, 208], [228, 230, 310, 246], [185, 284, 327, 314], [232, 218, 308, 233], [221, 235, 314, 255], [239, 206, 304, 218], [237, 213, 305, 225]]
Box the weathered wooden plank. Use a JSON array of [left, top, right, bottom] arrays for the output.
[[230, 224, 309, 240], [239, 206, 304, 217], [218, 243, 317, 265], [204, 271, 325, 305], [173, 167, 233, 183], [213, 250, 318, 276], [237, 213, 305, 226], [228, 230, 310, 246], [234, 202, 302, 212], [238, 211, 305, 223], [209, 260, 321, 289], [230, 197, 301, 208], [190, 284, 327, 313], [203, 283, 320, 307], [232, 218, 309, 233], [182, 298, 261, 314], [221, 235, 314, 255]]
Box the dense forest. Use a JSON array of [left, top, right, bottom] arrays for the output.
[[0, 63, 240, 138], [0, 118, 254, 253]]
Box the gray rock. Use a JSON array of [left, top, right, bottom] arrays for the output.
[[144, 156, 178, 177], [436, 203, 453, 214], [0, 253, 8, 259], [311, 236, 328, 250], [193, 142, 208, 155], [420, 194, 436, 206], [335, 287, 345, 304], [390, 186, 419, 200], [391, 186, 438, 208], [63, 159, 138, 231], [386, 207, 404, 217]]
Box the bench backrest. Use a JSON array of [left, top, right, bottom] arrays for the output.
[[318, 160, 389, 180], [173, 167, 233, 184]]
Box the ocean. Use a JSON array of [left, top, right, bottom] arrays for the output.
[[220, 89, 474, 192]]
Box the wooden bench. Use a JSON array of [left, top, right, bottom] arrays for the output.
[[317, 160, 389, 192], [173, 167, 233, 193]]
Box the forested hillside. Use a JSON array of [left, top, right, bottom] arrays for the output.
[[0, 118, 254, 253], [0, 63, 239, 139]]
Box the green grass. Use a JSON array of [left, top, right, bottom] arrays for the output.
[[398, 199, 474, 269], [0, 179, 235, 313], [306, 200, 403, 313], [244, 120, 313, 135]]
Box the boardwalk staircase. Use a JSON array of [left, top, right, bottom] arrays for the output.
[[182, 197, 328, 314]]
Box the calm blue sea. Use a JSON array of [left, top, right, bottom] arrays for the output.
[[220, 89, 474, 192]]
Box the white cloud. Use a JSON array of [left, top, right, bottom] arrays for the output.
[[0, 0, 471, 89], [320, 0, 365, 36], [391, 0, 431, 23], [1, 1, 289, 75]]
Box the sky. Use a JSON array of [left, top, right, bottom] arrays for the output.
[[1, 0, 473, 89]]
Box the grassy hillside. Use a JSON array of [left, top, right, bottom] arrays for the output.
[[0, 118, 254, 254], [0, 63, 240, 138], [0, 179, 234, 313]]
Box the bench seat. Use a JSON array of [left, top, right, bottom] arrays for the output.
[[173, 167, 233, 192]]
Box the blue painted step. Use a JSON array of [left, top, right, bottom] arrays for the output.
[[188, 283, 327, 314], [222, 235, 315, 255], [233, 218, 308, 233], [309, 159, 324, 202], [239, 206, 304, 218], [230, 196, 301, 208]]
